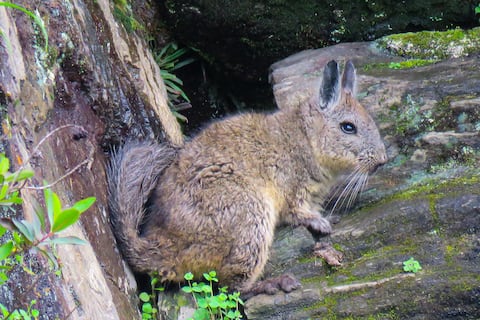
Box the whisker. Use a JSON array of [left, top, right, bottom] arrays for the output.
[[328, 167, 363, 215], [328, 163, 371, 216]]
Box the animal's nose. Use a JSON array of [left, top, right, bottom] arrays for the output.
[[370, 147, 388, 174], [379, 149, 388, 165]]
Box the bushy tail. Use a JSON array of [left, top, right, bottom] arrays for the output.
[[107, 140, 177, 272]]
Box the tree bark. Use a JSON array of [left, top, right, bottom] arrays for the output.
[[0, 0, 182, 318]]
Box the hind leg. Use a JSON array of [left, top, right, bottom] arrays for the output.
[[218, 200, 301, 297]]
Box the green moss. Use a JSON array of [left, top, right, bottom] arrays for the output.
[[302, 294, 338, 316], [376, 27, 480, 60], [343, 309, 400, 320], [370, 171, 479, 208], [363, 59, 438, 71]]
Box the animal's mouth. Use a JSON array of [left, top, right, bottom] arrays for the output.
[[368, 162, 384, 174]]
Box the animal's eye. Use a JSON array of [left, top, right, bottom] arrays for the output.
[[340, 122, 357, 134]]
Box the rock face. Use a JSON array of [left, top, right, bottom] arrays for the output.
[[244, 42, 480, 319], [0, 0, 181, 318], [161, 0, 477, 82]]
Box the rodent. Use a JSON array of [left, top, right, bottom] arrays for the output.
[[107, 60, 388, 295]]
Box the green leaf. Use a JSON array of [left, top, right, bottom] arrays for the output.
[[192, 285, 203, 293], [226, 310, 241, 319], [51, 192, 63, 224], [475, 6, 480, 14], [192, 308, 210, 320], [184, 272, 194, 281], [0, 224, 7, 238], [31, 309, 40, 317], [150, 277, 158, 287], [403, 257, 422, 273], [48, 236, 87, 246], [0, 303, 8, 317], [201, 284, 212, 294], [51, 208, 80, 233], [0, 193, 23, 205], [0, 2, 49, 51], [196, 297, 208, 309], [0, 272, 8, 285], [208, 298, 219, 309], [0, 184, 8, 200], [5, 169, 34, 182], [0, 241, 13, 260], [0, 156, 9, 175], [32, 198, 46, 233], [72, 197, 96, 213], [19, 309, 31, 319], [139, 292, 150, 303], [44, 188, 55, 227], [181, 286, 193, 293], [142, 302, 153, 313], [171, 57, 195, 71], [12, 219, 34, 242]]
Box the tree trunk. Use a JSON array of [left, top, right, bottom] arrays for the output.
[[0, 0, 182, 318]]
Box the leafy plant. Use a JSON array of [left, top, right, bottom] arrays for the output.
[[112, 0, 142, 33], [0, 152, 96, 317], [0, 2, 48, 52], [153, 42, 195, 122], [0, 299, 39, 320], [139, 273, 164, 320], [182, 271, 244, 320], [403, 257, 422, 273]]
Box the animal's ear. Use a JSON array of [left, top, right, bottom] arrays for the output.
[[341, 60, 356, 95], [319, 60, 341, 110]]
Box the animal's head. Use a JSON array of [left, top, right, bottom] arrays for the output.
[[303, 60, 388, 177]]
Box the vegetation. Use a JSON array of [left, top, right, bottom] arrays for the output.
[[182, 271, 244, 320], [402, 258, 422, 273], [0, 153, 96, 318], [152, 42, 195, 122], [139, 273, 164, 320], [376, 27, 480, 60], [0, 2, 48, 52], [112, 0, 141, 33], [363, 59, 438, 71]]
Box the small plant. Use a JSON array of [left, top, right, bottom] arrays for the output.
[[0, 299, 39, 320], [182, 271, 244, 320], [476, 4, 480, 22], [139, 273, 164, 320], [153, 42, 195, 122], [0, 152, 96, 317], [112, 0, 142, 33], [0, 2, 48, 52], [403, 257, 422, 273]]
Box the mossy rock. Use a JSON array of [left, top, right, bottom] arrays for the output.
[[161, 0, 476, 82], [376, 27, 480, 59], [244, 39, 480, 319]]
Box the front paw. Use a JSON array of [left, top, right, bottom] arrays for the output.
[[306, 216, 332, 236]]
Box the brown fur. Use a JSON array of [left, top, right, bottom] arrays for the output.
[[108, 60, 387, 294]]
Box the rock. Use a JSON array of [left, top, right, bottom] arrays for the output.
[[244, 41, 480, 319], [421, 131, 479, 145], [161, 0, 476, 83]]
